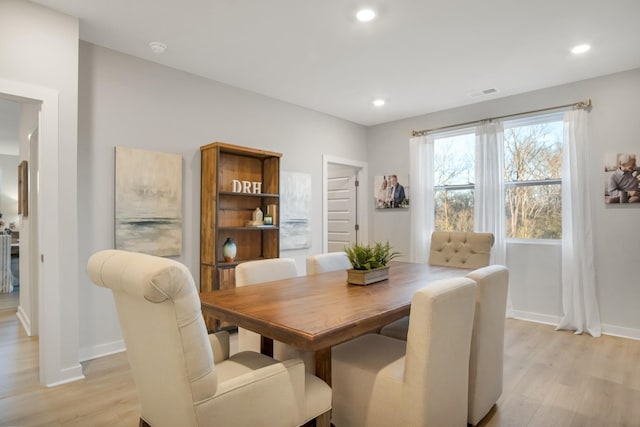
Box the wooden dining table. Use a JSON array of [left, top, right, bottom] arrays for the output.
[[199, 261, 471, 385]]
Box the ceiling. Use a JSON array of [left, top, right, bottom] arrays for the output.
[[22, 1, 640, 125]]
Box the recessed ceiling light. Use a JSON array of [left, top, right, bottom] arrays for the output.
[[356, 9, 376, 22], [373, 99, 385, 107], [571, 44, 590, 54], [149, 41, 167, 54]]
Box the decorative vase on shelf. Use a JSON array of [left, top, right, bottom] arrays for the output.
[[252, 207, 264, 225], [222, 237, 237, 262]]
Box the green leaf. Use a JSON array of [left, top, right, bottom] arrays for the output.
[[344, 241, 400, 270]]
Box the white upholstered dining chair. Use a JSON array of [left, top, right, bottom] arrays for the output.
[[331, 277, 477, 427], [379, 230, 495, 341], [235, 258, 316, 372], [466, 265, 509, 426], [87, 250, 331, 427], [306, 252, 351, 275], [381, 264, 509, 426]]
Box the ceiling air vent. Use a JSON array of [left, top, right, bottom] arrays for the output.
[[467, 88, 499, 98]]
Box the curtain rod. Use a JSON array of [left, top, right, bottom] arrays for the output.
[[411, 98, 592, 137]]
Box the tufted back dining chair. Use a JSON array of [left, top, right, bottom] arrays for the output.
[[379, 231, 495, 342], [428, 231, 494, 269], [306, 252, 351, 275], [87, 250, 331, 427], [235, 258, 316, 373]]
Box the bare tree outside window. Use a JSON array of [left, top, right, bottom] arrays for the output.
[[432, 116, 563, 239], [504, 122, 562, 239], [434, 132, 475, 232]]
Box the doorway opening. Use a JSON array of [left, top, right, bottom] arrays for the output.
[[0, 98, 21, 310], [0, 94, 39, 364], [0, 78, 82, 387]]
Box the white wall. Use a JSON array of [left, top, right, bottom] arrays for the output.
[[0, 0, 81, 384], [367, 68, 640, 337], [0, 154, 19, 226], [77, 42, 368, 359]]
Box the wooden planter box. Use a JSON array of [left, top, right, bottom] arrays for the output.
[[347, 266, 390, 285]]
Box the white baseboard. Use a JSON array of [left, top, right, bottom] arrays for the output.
[[16, 305, 32, 336], [601, 323, 640, 341], [79, 339, 126, 362], [510, 310, 640, 341], [47, 364, 85, 387], [510, 310, 561, 326]]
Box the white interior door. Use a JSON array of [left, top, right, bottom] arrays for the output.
[[327, 164, 358, 252]]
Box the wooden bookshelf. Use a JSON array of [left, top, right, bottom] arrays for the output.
[[200, 142, 281, 330]]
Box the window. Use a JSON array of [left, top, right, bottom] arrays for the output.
[[432, 113, 563, 239], [433, 130, 475, 232], [503, 114, 563, 239]]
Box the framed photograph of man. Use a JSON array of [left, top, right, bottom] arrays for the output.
[[374, 174, 409, 209], [604, 153, 640, 204]]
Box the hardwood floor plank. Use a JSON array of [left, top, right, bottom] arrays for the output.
[[623, 338, 640, 392], [531, 382, 581, 426], [0, 290, 19, 311]]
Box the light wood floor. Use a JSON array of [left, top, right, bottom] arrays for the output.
[[0, 289, 19, 311], [1, 308, 639, 427]]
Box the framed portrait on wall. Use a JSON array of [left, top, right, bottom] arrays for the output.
[[604, 153, 640, 205], [374, 174, 409, 209]]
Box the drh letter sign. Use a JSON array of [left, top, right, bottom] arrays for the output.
[[232, 179, 262, 194]]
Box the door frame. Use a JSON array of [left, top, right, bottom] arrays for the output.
[[0, 77, 82, 386], [322, 155, 368, 252]]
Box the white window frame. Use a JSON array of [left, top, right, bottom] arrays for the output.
[[503, 112, 563, 240], [431, 113, 564, 240]]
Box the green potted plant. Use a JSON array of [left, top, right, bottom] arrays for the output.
[[344, 241, 400, 285]]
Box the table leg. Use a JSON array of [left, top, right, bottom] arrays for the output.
[[316, 410, 331, 427], [315, 347, 331, 386], [260, 336, 274, 357]]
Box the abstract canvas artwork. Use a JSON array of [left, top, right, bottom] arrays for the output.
[[280, 171, 311, 250], [115, 147, 182, 256]]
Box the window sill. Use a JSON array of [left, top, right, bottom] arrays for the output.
[[506, 238, 561, 246]]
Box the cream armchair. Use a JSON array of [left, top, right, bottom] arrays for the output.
[[331, 277, 478, 427], [87, 250, 331, 427], [235, 258, 316, 373], [306, 252, 351, 275]]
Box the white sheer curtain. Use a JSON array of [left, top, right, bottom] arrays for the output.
[[409, 135, 435, 262], [475, 121, 513, 316], [474, 121, 506, 266], [557, 109, 601, 336]]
